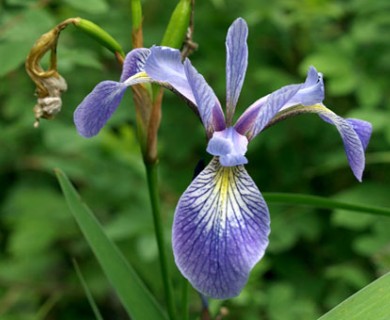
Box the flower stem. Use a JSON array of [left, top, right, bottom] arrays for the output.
[[145, 161, 176, 320], [130, 0, 143, 48]]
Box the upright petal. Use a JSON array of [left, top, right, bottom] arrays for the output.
[[173, 158, 270, 299], [226, 18, 248, 124], [184, 60, 226, 136], [235, 67, 324, 140], [120, 48, 151, 82]]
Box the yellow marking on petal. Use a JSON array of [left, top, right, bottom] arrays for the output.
[[203, 163, 243, 234], [218, 167, 230, 205], [122, 71, 151, 86]]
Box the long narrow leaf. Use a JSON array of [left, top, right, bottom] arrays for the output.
[[55, 169, 167, 320], [318, 272, 390, 320], [73, 259, 104, 320], [264, 193, 390, 217]]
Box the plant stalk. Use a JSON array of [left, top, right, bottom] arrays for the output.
[[145, 161, 177, 320]]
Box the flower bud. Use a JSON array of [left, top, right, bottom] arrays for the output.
[[73, 18, 125, 57], [161, 0, 191, 49]]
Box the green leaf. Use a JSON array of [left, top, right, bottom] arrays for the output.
[[318, 272, 390, 320], [55, 169, 167, 320], [263, 193, 390, 217], [73, 259, 104, 320]]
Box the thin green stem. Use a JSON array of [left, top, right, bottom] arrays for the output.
[[263, 193, 390, 217], [145, 162, 177, 320], [131, 0, 143, 30]]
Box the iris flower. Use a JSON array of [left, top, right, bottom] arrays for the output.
[[74, 18, 372, 299]]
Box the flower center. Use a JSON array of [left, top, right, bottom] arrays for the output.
[[206, 127, 248, 167]]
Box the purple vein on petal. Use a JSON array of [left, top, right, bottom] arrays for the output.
[[172, 158, 270, 299], [236, 84, 301, 139], [143, 46, 197, 105], [235, 67, 324, 140], [346, 118, 372, 150], [184, 60, 226, 135], [74, 81, 127, 138], [120, 48, 151, 82], [226, 18, 248, 123], [318, 110, 368, 181]]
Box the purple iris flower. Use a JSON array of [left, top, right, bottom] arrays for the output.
[[74, 18, 372, 299]]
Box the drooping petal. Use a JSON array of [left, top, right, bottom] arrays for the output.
[[235, 67, 324, 140], [226, 18, 248, 123], [318, 110, 368, 181], [265, 103, 370, 181], [184, 59, 226, 136], [207, 127, 248, 166], [120, 48, 151, 82], [74, 74, 151, 137], [74, 81, 127, 137], [172, 158, 270, 299], [345, 118, 372, 150]]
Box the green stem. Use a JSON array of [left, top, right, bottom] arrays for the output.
[[145, 162, 177, 320], [263, 193, 390, 217], [131, 0, 143, 30]]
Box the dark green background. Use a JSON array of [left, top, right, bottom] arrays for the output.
[[0, 0, 389, 319]]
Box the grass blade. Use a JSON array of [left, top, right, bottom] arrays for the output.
[[264, 193, 390, 217], [318, 272, 390, 320], [73, 259, 104, 320], [55, 168, 167, 320]]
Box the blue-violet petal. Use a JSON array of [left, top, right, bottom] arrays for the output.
[[280, 66, 324, 109], [74, 81, 127, 137], [172, 158, 270, 299], [143, 46, 196, 105], [235, 84, 301, 139], [184, 59, 226, 135], [346, 118, 372, 150], [207, 127, 248, 166], [235, 67, 324, 139], [120, 48, 151, 82], [225, 18, 248, 122], [318, 109, 367, 181]]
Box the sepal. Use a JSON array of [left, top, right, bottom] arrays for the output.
[[173, 158, 270, 299]]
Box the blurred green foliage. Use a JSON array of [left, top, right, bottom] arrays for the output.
[[0, 0, 389, 319]]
